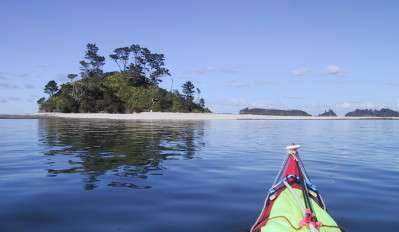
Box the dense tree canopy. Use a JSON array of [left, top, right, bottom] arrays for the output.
[[44, 80, 58, 96], [38, 43, 210, 113], [110, 44, 170, 86]]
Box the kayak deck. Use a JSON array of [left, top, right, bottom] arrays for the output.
[[250, 146, 344, 232]]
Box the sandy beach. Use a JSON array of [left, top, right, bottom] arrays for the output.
[[0, 112, 388, 120]]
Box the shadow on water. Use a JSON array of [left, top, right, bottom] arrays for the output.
[[38, 118, 206, 190]]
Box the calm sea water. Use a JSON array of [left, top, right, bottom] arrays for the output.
[[0, 119, 398, 232]]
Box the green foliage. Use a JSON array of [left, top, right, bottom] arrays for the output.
[[109, 47, 130, 72], [199, 98, 205, 108], [39, 97, 56, 112], [37, 43, 209, 114], [182, 81, 195, 97], [37, 97, 45, 105], [44, 80, 59, 96], [172, 96, 187, 112], [109, 44, 170, 86], [182, 81, 195, 112], [80, 43, 105, 78], [104, 74, 168, 112]]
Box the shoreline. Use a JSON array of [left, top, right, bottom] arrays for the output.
[[1, 112, 399, 120]]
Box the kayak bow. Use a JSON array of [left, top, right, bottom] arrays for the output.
[[250, 145, 344, 232]]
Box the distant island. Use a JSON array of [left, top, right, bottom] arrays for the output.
[[239, 107, 399, 118], [37, 43, 210, 113], [319, 109, 337, 117], [346, 108, 399, 117], [239, 107, 311, 116]]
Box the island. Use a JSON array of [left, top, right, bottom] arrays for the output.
[[239, 107, 311, 116], [37, 43, 210, 114], [345, 108, 399, 117], [18, 43, 399, 121], [318, 109, 337, 117]]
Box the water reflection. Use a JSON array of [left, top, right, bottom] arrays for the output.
[[38, 119, 206, 190]]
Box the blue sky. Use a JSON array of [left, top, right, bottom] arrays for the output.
[[0, 0, 398, 115]]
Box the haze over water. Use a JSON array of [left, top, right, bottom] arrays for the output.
[[0, 119, 398, 231]]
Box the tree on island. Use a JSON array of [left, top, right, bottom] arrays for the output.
[[37, 43, 210, 114], [182, 81, 195, 112], [44, 80, 58, 96], [37, 97, 45, 105], [80, 43, 105, 78], [199, 98, 205, 108], [109, 47, 130, 72]]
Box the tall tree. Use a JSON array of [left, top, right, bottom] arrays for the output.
[[182, 81, 195, 98], [182, 81, 195, 111], [199, 98, 205, 108], [44, 80, 59, 96], [80, 43, 105, 78], [196, 87, 201, 102], [142, 48, 170, 85], [109, 47, 130, 72]]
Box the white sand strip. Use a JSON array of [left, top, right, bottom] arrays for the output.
[[32, 112, 399, 121]]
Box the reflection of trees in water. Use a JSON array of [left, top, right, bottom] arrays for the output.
[[39, 119, 206, 190]]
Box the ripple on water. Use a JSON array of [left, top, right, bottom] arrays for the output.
[[0, 119, 398, 231]]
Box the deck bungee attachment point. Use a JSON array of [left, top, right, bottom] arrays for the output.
[[250, 145, 345, 232]]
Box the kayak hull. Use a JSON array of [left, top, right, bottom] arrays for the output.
[[250, 150, 343, 232]]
